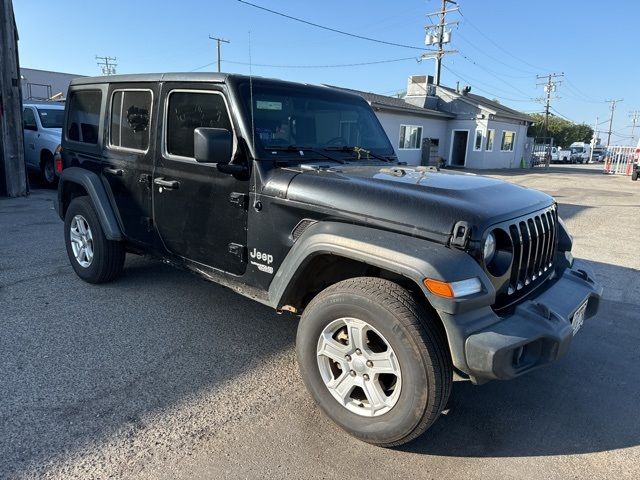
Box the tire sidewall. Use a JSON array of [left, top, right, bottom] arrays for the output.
[[64, 197, 108, 282], [41, 155, 57, 187], [296, 289, 434, 444]]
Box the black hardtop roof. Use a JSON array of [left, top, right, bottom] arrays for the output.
[[69, 72, 365, 101]]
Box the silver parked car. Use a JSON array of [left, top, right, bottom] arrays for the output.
[[23, 103, 64, 187]]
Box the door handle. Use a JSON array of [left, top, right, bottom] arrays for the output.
[[154, 177, 180, 190], [103, 167, 124, 176]]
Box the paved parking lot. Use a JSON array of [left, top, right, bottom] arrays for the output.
[[1, 165, 639, 479]]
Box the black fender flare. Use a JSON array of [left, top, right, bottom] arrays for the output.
[[268, 221, 494, 315], [56, 167, 123, 241]]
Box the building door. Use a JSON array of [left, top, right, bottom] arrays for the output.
[[450, 130, 468, 167]]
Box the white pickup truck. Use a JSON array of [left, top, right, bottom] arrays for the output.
[[22, 103, 64, 187]]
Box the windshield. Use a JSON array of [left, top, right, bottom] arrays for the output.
[[238, 82, 394, 159], [571, 147, 584, 154], [37, 108, 64, 128]]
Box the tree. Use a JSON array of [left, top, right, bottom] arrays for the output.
[[527, 113, 593, 147]]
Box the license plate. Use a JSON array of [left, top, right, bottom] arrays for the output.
[[572, 300, 588, 335]]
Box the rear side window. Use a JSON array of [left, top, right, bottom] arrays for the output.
[[166, 91, 231, 158], [67, 90, 102, 144], [110, 90, 153, 152]]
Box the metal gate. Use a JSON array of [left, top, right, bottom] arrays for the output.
[[603, 146, 638, 175]]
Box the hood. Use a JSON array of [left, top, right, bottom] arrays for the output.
[[281, 165, 553, 242]]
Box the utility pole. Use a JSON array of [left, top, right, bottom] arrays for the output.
[[630, 110, 639, 145], [0, 0, 27, 197], [423, 0, 458, 86], [95, 55, 117, 75], [589, 115, 598, 164], [536, 73, 564, 167], [605, 99, 623, 148], [208, 35, 230, 73]]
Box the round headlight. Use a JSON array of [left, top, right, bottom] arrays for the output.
[[483, 232, 496, 264]]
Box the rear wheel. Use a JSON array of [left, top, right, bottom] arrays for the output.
[[632, 170, 638, 181], [64, 196, 125, 283], [40, 151, 57, 188], [296, 277, 452, 447]]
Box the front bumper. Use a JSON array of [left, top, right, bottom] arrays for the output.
[[440, 259, 602, 383]]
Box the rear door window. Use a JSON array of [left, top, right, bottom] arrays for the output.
[[109, 90, 153, 152], [66, 90, 102, 144]]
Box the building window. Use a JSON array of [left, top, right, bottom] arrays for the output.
[[66, 90, 102, 144], [165, 91, 232, 159], [399, 125, 422, 149], [486, 129, 495, 151], [109, 90, 153, 152], [501, 131, 515, 151], [474, 128, 483, 151]]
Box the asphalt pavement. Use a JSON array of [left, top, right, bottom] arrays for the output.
[[1, 164, 638, 479]]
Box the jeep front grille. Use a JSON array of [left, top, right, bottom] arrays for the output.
[[506, 205, 558, 297]]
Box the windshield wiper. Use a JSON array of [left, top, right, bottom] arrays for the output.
[[264, 145, 345, 164], [323, 145, 393, 162]]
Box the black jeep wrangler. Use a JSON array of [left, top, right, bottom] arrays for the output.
[[56, 73, 602, 447]]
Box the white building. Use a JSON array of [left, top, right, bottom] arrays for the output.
[[337, 75, 535, 169]]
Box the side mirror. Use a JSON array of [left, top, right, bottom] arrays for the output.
[[193, 127, 232, 164]]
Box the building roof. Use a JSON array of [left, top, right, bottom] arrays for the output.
[[327, 85, 454, 119], [437, 85, 534, 123]]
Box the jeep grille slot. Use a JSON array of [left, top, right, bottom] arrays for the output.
[[506, 206, 558, 297]]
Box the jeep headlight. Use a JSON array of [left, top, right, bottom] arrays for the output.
[[483, 231, 496, 264], [483, 229, 514, 277]]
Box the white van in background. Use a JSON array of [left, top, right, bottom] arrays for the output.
[[569, 142, 591, 164]]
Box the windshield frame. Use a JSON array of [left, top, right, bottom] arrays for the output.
[[235, 80, 396, 162], [36, 107, 65, 129]]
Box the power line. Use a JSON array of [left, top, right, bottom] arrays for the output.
[[208, 35, 230, 73], [191, 56, 420, 71], [235, 0, 431, 51], [456, 51, 534, 97], [454, 32, 537, 76], [458, 9, 552, 73], [441, 64, 536, 103]]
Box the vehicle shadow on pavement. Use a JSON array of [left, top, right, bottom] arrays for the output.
[[2, 242, 298, 477], [402, 260, 640, 457]]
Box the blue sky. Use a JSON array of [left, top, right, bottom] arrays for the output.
[[14, 0, 640, 144]]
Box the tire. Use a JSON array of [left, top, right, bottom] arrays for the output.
[[296, 277, 452, 447], [632, 170, 638, 181], [64, 196, 125, 283], [40, 151, 57, 188]]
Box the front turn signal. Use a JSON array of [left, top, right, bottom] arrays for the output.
[[423, 277, 482, 298]]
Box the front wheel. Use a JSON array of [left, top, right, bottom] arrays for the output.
[[64, 196, 125, 283], [296, 277, 452, 447], [632, 170, 638, 181]]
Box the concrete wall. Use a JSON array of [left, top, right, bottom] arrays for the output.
[[20, 68, 83, 101], [374, 110, 448, 165]]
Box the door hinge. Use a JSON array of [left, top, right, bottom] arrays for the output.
[[229, 192, 249, 209], [228, 243, 247, 262]]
